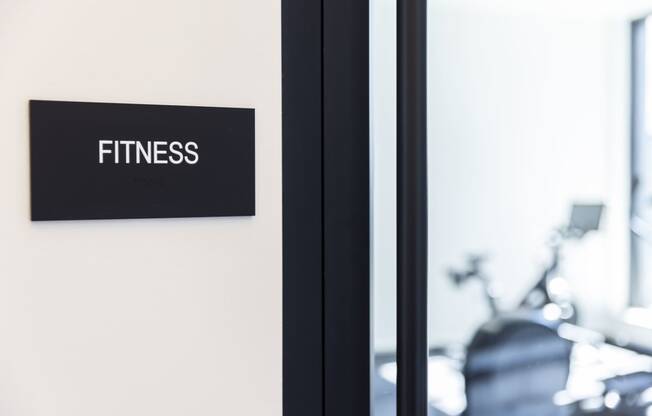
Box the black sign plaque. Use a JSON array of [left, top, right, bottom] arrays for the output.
[[30, 100, 255, 221]]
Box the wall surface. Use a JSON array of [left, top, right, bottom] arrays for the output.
[[372, 0, 631, 352], [0, 1, 282, 415]]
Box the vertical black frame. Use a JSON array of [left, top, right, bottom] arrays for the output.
[[282, 1, 324, 415], [323, 0, 371, 415], [397, 0, 428, 415], [282, 0, 370, 416]]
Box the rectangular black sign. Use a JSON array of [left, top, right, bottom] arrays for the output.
[[30, 100, 255, 221]]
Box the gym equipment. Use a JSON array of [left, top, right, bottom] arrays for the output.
[[451, 204, 604, 416]]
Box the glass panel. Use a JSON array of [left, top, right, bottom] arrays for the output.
[[633, 16, 652, 307], [372, 1, 652, 415], [370, 0, 397, 414], [427, 3, 646, 416]]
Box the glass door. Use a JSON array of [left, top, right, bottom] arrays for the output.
[[372, 1, 652, 415]]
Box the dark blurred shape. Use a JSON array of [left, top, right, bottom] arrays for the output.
[[521, 203, 604, 320], [448, 255, 499, 317], [568, 204, 604, 238], [464, 317, 573, 416]]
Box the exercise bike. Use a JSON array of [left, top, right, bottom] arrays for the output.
[[446, 204, 650, 416]]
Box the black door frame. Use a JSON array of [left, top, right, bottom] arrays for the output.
[[282, 0, 371, 415], [397, 1, 428, 415]]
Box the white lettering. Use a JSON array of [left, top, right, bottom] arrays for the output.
[[153, 141, 168, 164], [169, 141, 184, 165], [114, 140, 120, 163], [136, 141, 152, 164], [99, 140, 112, 164], [185, 141, 199, 164], [121, 140, 135, 164], [98, 140, 200, 165]]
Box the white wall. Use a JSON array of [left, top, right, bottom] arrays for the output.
[[372, 1, 633, 352], [0, 1, 282, 415]]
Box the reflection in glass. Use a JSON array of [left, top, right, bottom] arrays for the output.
[[372, 1, 652, 415]]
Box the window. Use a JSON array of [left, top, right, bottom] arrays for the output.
[[631, 16, 652, 307]]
